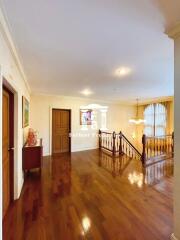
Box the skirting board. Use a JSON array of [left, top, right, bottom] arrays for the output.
[[43, 147, 99, 156], [171, 233, 179, 240]]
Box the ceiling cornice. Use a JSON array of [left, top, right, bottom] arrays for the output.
[[166, 22, 180, 39], [31, 92, 116, 105], [0, 6, 31, 93]]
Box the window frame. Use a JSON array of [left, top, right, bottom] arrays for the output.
[[144, 103, 167, 137]]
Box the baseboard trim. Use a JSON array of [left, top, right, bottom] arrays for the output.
[[43, 147, 99, 157], [171, 233, 179, 240], [72, 147, 98, 152]]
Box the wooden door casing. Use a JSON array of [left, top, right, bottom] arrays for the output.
[[3, 89, 10, 218], [52, 109, 71, 154]]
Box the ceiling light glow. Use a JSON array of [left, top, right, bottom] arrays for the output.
[[115, 67, 131, 77], [81, 89, 93, 96]]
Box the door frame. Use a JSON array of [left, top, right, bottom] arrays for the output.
[[2, 83, 14, 206], [51, 108, 71, 154]]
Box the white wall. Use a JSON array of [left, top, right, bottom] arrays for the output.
[[174, 31, 180, 239], [0, 9, 30, 238], [30, 94, 136, 156], [0, 65, 2, 240]]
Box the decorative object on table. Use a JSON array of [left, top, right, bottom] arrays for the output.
[[22, 96, 29, 127], [27, 128, 37, 146], [80, 109, 92, 125]]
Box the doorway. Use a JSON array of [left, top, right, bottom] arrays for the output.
[[52, 109, 71, 154], [2, 85, 14, 218]]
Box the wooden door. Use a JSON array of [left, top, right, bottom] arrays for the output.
[[2, 89, 10, 218], [52, 109, 71, 154]]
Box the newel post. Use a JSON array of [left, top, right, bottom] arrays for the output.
[[99, 130, 102, 150], [113, 131, 116, 156], [119, 131, 123, 155], [142, 134, 147, 165], [172, 131, 174, 157]]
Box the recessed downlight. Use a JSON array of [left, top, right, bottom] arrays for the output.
[[80, 89, 93, 96]]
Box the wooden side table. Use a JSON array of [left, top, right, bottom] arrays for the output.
[[23, 139, 43, 176]]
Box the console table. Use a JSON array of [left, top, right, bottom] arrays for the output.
[[23, 138, 43, 175]]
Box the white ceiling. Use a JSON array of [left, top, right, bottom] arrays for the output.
[[1, 0, 179, 102]]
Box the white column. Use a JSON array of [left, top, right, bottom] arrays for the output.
[[100, 109, 108, 131], [168, 24, 180, 240]]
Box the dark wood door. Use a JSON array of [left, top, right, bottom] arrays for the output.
[[52, 109, 71, 154], [3, 89, 10, 218]]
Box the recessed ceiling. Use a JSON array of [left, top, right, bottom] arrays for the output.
[[1, 0, 179, 102]]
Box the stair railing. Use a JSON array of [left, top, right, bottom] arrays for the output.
[[142, 132, 174, 165], [99, 130, 174, 166], [99, 130, 141, 161]]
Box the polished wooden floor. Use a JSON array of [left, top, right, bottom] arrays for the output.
[[3, 150, 173, 240]]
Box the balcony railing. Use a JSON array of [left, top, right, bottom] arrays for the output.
[[142, 133, 174, 165], [99, 130, 174, 166]]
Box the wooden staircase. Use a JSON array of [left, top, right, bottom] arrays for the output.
[[99, 130, 174, 166]]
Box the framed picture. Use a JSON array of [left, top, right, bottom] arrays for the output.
[[22, 96, 29, 128], [80, 109, 92, 125]]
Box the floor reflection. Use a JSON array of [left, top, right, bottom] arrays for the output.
[[143, 159, 173, 186], [98, 152, 133, 177], [51, 153, 72, 197], [3, 150, 173, 240], [98, 151, 173, 186], [128, 171, 144, 188]]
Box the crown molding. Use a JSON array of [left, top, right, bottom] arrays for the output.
[[0, 6, 31, 93], [171, 233, 179, 240], [166, 23, 180, 39], [31, 92, 115, 105]]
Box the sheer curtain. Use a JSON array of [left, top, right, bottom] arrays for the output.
[[144, 104, 154, 136], [144, 103, 167, 136], [155, 103, 167, 136]]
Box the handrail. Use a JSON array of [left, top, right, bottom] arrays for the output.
[[99, 130, 174, 166], [146, 134, 172, 139], [100, 131, 112, 134], [99, 130, 142, 161], [141, 132, 174, 165], [121, 132, 141, 157]]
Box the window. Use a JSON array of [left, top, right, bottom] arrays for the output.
[[144, 103, 167, 136]]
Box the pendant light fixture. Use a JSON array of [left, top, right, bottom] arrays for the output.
[[129, 99, 146, 125]]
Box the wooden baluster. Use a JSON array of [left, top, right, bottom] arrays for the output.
[[149, 138, 151, 158], [162, 137, 164, 154], [116, 134, 118, 152], [112, 131, 116, 156], [164, 137, 165, 154], [146, 139, 148, 158], [156, 137, 159, 156], [105, 134, 107, 149], [142, 134, 147, 165], [99, 130, 102, 150], [109, 135, 111, 150], [165, 137, 167, 154], [107, 135, 109, 150], [172, 132, 174, 157], [167, 136, 169, 153], [111, 135, 112, 151], [126, 141, 127, 155], [148, 138, 150, 157], [119, 131, 123, 155], [160, 139, 162, 154]]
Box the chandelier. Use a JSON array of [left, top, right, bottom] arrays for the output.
[[129, 99, 146, 124]]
